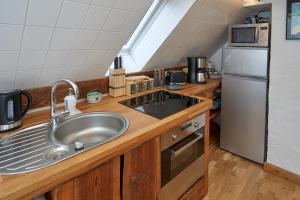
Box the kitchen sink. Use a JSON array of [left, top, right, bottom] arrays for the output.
[[0, 112, 129, 175], [51, 112, 129, 145]]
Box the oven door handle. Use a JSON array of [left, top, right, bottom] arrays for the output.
[[171, 133, 204, 157]]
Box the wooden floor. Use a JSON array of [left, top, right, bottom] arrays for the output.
[[203, 148, 300, 200]]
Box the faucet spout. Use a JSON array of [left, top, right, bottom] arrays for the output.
[[50, 79, 79, 127]]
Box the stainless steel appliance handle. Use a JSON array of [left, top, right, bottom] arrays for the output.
[[181, 121, 200, 131], [20, 90, 32, 116], [255, 28, 259, 43], [171, 133, 203, 157]]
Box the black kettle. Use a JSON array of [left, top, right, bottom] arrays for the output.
[[0, 90, 32, 132]]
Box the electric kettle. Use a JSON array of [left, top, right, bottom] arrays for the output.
[[0, 90, 32, 132]]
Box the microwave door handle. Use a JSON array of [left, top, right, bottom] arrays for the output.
[[255, 28, 259, 43], [171, 134, 203, 157]]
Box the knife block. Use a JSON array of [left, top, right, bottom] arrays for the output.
[[109, 68, 126, 97]]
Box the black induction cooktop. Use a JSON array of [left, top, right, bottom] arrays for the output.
[[119, 91, 201, 119]]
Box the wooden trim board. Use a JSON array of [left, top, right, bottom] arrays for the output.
[[264, 162, 300, 185], [26, 77, 109, 109], [24, 66, 186, 109]]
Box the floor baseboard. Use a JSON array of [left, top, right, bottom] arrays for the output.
[[264, 162, 300, 185]]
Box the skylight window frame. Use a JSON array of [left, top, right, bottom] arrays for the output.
[[121, 0, 166, 52]]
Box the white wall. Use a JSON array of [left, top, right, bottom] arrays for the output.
[[144, 0, 253, 69], [0, 0, 150, 90], [263, 0, 300, 175], [209, 47, 223, 72]]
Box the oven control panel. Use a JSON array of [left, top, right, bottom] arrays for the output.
[[160, 114, 205, 151]]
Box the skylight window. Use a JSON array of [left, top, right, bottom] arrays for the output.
[[122, 0, 161, 51]]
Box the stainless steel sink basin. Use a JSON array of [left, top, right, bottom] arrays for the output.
[[51, 112, 129, 145], [0, 112, 129, 175]]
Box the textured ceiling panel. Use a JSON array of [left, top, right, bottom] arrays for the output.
[[0, 0, 151, 90]]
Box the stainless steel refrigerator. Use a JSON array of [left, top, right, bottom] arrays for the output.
[[220, 47, 269, 164]]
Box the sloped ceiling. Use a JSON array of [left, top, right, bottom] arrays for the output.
[[0, 0, 151, 90], [144, 0, 254, 69]]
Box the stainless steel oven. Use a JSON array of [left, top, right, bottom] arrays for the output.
[[228, 23, 270, 47], [161, 114, 205, 200]]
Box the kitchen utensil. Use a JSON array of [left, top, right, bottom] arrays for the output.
[[114, 56, 123, 69], [87, 92, 102, 104]]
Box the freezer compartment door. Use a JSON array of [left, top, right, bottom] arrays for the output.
[[222, 47, 269, 78], [220, 75, 267, 163]]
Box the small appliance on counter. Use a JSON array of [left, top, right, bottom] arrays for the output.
[[187, 57, 207, 84], [165, 70, 186, 90], [0, 90, 32, 132], [165, 70, 186, 84]]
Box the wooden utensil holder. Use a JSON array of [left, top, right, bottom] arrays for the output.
[[109, 68, 126, 97]]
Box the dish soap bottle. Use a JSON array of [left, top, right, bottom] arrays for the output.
[[64, 88, 77, 115]]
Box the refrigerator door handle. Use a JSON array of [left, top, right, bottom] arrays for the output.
[[223, 72, 268, 81], [255, 28, 259, 43]]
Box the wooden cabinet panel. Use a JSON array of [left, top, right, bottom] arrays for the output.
[[48, 179, 75, 200], [49, 158, 120, 200], [123, 137, 160, 200], [179, 178, 205, 200], [74, 158, 120, 200]]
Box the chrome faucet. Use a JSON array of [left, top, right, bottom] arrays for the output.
[[50, 79, 79, 128]]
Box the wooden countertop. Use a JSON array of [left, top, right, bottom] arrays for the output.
[[0, 79, 220, 200]]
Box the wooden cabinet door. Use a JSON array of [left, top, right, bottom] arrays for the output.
[[49, 158, 120, 200], [123, 137, 160, 200]]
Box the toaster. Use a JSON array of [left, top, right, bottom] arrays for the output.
[[165, 71, 186, 85]]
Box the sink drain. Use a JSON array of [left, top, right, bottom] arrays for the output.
[[48, 151, 66, 161], [45, 147, 69, 161]]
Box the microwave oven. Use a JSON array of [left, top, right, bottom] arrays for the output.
[[228, 23, 270, 47]]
